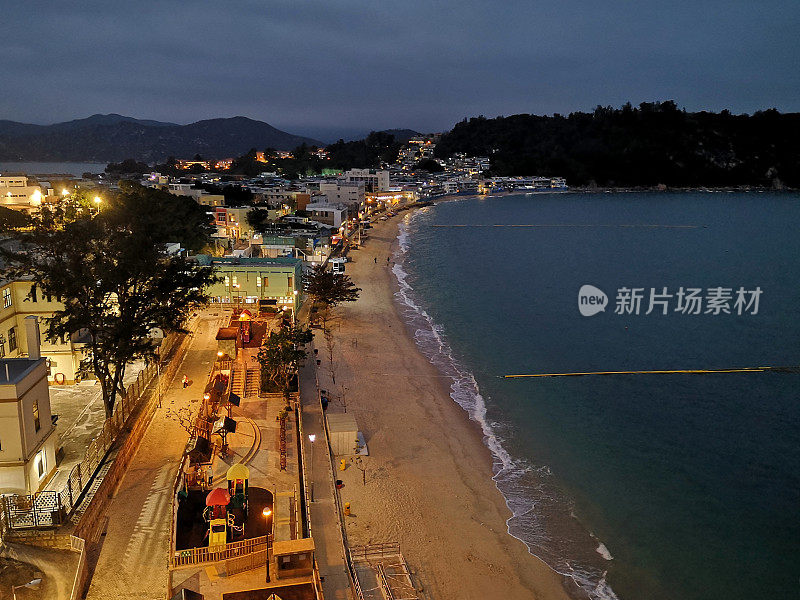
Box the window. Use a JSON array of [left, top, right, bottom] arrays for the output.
[[2, 288, 10, 309], [287, 276, 293, 290], [0, 334, 5, 358], [32, 397, 40, 432], [8, 327, 16, 352], [35, 450, 46, 478], [30, 285, 37, 302]]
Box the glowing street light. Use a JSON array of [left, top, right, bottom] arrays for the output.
[[262, 507, 273, 582], [61, 188, 69, 196], [94, 196, 102, 204]]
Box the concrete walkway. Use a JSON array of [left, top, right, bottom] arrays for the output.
[[300, 357, 354, 600], [84, 310, 227, 600]]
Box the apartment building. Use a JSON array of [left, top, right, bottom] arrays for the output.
[[343, 169, 390, 193]]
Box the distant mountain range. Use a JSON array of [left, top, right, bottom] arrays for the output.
[[0, 114, 325, 162]]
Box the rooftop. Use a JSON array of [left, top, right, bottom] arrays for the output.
[[193, 254, 301, 268], [0, 358, 42, 385]]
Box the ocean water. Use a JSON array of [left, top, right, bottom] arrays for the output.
[[391, 192, 800, 600], [0, 161, 108, 177]]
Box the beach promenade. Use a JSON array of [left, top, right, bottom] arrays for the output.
[[313, 213, 575, 600]]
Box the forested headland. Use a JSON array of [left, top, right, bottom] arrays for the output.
[[434, 102, 800, 188]]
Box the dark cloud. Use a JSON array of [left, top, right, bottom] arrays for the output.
[[2, 0, 798, 137]]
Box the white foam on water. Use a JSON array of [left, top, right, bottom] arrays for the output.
[[597, 543, 614, 561], [390, 213, 620, 600]]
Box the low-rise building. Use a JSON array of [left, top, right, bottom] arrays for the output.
[[0, 317, 57, 495], [196, 255, 303, 314], [305, 202, 348, 228], [0, 175, 44, 210], [212, 207, 256, 241]]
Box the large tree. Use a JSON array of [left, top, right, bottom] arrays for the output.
[[257, 323, 313, 400], [2, 184, 217, 418], [303, 265, 361, 308]]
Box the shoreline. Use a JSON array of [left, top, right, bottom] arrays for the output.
[[321, 210, 581, 600]]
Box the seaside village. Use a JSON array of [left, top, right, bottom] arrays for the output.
[[0, 138, 567, 600]]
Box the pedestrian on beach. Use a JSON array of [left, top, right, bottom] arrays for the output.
[[386, 256, 390, 264], [374, 257, 377, 264], [182, 375, 188, 388]]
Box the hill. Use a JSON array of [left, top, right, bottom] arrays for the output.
[[0, 115, 324, 162], [435, 102, 800, 188]]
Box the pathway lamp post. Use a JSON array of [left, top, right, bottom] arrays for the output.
[[308, 434, 316, 501], [262, 507, 273, 582], [13, 579, 41, 599]]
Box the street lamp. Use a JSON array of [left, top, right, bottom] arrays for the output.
[[12, 579, 41, 599], [308, 434, 316, 501], [262, 507, 273, 582]]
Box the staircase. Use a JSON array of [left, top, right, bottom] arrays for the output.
[[245, 368, 260, 397], [230, 367, 245, 397]]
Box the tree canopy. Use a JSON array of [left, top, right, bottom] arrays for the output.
[[303, 265, 361, 307], [2, 184, 218, 417], [257, 323, 313, 399], [413, 158, 444, 172]]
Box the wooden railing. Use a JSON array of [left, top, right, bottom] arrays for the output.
[[224, 548, 268, 577], [171, 535, 270, 568]]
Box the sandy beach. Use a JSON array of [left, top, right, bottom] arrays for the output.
[[314, 211, 578, 600]]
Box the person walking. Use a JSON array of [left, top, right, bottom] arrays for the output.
[[374, 257, 377, 264], [182, 375, 188, 388]]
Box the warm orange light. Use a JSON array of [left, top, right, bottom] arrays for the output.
[[262, 508, 272, 518]]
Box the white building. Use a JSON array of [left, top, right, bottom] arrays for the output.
[[343, 169, 390, 193], [305, 202, 348, 228], [0, 317, 57, 495], [0, 176, 44, 209], [318, 182, 365, 207]]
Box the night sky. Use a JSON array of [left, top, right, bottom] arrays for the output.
[[3, 0, 799, 140]]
